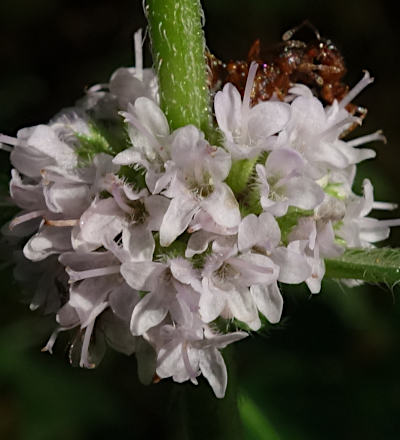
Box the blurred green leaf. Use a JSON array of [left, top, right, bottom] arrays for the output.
[[239, 393, 279, 440]]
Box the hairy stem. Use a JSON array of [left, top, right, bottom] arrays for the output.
[[145, 0, 215, 141], [325, 248, 400, 285]]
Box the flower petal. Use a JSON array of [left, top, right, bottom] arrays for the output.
[[201, 183, 241, 229], [248, 101, 290, 141], [271, 246, 311, 284], [214, 83, 242, 138], [130, 291, 168, 335], [122, 223, 155, 262], [199, 348, 227, 399], [24, 226, 72, 261], [159, 195, 198, 247], [250, 282, 283, 323], [120, 260, 166, 291]]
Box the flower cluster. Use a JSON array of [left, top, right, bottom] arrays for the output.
[[1, 31, 399, 398]]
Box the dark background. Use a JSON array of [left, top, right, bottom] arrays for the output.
[[1, 1, 400, 439]]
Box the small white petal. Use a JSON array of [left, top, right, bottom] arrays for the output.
[[120, 261, 166, 291], [201, 184, 241, 229], [159, 196, 198, 247], [214, 83, 242, 138], [122, 224, 155, 262], [250, 282, 283, 324], [248, 101, 290, 142], [130, 291, 168, 335], [271, 247, 312, 284], [199, 348, 228, 399]]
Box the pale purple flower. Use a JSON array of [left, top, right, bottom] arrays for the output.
[[148, 311, 247, 398], [113, 97, 171, 193], [73, 178, 169, 257], [57, 250, 140, 368], [288, 218, 343, 293], [215, 62, 290, 159], [158, 125, 240, 247], [337, 179, 400, 248], [120, 256, 202, 335], [200, 238, 279, 330], [238, 212, 312, 284], [277, 73, 382, 179], [256, 148, 325, 216]]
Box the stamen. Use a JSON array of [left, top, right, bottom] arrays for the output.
[[321, 116, 361, 139], [0, 143, 12, 153], [9, 210, 46, 229], [375, 219, 400, 228], [346, 130, 386, 148], [45, 219, 79, 227], [67, 265, 121, 283], [339, 71, 374, 109], [241, 61, 258, 143], [80, 301, 108, 368], [80, 320, 96, 369], [372, 201, 397, 211], [41, 327, 70, 354], [0, 134, 20, 147], [134, 29, 143, 81]]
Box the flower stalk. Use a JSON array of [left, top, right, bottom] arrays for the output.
[[325, 248, 400, 285], [145, 0, 215, 141]]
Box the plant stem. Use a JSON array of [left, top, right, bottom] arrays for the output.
[[145, 0, 215, 141], [325, 248, 400, 284]]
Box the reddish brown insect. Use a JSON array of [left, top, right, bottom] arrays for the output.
[[207, 21, 361, 115]]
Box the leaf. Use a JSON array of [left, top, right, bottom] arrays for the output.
[[238, 393, 280, 440], [325, 248, 400, 285]]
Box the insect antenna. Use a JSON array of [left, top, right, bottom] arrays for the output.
[[282, 19, 321, 41]]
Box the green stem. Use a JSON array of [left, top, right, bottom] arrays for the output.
[[145, 0, 215, 141], [325, 248, 400, 284], [166, 346, 244, 440]]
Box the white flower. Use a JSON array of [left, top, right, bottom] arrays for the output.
[[158, 125, 240, 247], [73, 179, 169, 257], [215, 62, 290, 159], [57, 250, 140, 368], [149, 314, 247, 398], [238, 212, 312, 284], [337, 179, 400, 248], [288, 218, 343, 293], [109, 29, 158, 109], [256, 148, 325, 216], [120, 256, 201, 335], [278, 73, 380, 179], [8, 124, 78, 179], [200, 238, 279, 330], [236, 212, 312, 323], [113, 97, 171, 193]]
